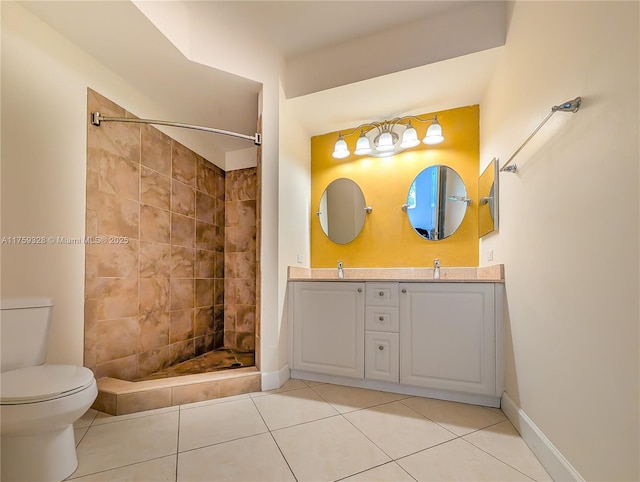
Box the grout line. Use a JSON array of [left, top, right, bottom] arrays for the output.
[[66, 454, 175, 481], [460, 432, 539, 481], [248, 394, 299, 481], [174, 406, 181, 482]]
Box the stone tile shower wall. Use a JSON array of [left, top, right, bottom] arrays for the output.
[[224, 168, 257, 352], [85, 89, 229, 380]]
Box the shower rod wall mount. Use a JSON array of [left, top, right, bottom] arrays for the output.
[[90, 112, 262, 146]]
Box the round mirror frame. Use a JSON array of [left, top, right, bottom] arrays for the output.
[[406, 165, 469, 241], [317, 178, 368, 244]]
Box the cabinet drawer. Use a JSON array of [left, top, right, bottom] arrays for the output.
[[365, 307, 399, 332], [365, 283, 398, 306], [365, 331, 399, 383]]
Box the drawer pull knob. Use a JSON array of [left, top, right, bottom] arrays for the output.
[[379, 291, 384, 296], [401, 289, 407, 293], [357, 288, 362, 292], [379, 316, 384, 321], [378, 345, 384, 351]]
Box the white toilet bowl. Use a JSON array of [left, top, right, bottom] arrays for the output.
[[0, 365, 98, 481], [0, 299, 98, 481]]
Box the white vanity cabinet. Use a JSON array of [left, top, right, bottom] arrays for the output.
[[399, 282, 499, 396], [289, 282, 365, 379], [364, 283, 399, 383], [288, 279, 503, 407]]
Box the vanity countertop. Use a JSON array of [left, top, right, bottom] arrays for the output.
[[287, 264, 504, 282]]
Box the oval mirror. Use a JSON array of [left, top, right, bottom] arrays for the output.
[[318, 178, 367, 244], [406, 165, 468, 240]]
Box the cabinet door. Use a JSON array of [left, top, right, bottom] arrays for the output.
[[291, 282, 365, 379], [365, 331, 399, 383], [399, 283, 496, 395]]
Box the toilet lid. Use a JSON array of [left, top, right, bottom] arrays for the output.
[[0, 365, 95, 404]]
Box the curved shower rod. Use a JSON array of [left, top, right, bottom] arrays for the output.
[[499, 96, 581, 174], [90, 112, 262, 146]]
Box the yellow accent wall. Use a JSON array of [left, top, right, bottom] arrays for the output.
[[311, 105, 479, 268]]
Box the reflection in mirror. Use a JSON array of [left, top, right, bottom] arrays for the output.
[[478, 158, 499, 237], [406, 165, 468, 240], [318, 178, 367, 244]]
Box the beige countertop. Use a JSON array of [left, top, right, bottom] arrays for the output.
[[287, 264, 504, 282]]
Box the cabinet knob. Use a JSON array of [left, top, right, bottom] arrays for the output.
[[378, 345, 384, 351], [379, 316, 384, 321], [402, 289, 407, 293], [379, 291, 384, 297], [357, 288, 362, 292]]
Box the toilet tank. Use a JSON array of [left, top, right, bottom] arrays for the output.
[[0, 298, 54, 372]]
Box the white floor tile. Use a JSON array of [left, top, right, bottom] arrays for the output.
[[464, 420, 552, 481], [92, 405, 178, 426], [397, 438, 533, 481], [344, 401, 457, 459], [401, 396, 506, 436], [341, 462, 415, 481], [179, 393, 250, 411], [178, 398, 267, 452], [251, 378, 307, 397], [74, 409, 98, 429], [68, 455, 176, 481], [71, 382, 550, 482], [74, 427, 89, 447], [272, 415, 390, 481], [73, 412, 179, 478], [311, 383, 397, 413], [252, 387, 338, 430], [177, 432, 294, 481]]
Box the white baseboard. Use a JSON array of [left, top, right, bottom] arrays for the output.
[[501, 392, 584, 481], [261, 365, 290, 391]]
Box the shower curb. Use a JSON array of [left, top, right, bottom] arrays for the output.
[[92, 367, 261, 415]]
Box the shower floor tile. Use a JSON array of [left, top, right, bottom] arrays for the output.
[[135, 348, 255, 381]]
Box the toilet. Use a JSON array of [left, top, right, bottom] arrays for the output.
[[0, 298, 97, 482]]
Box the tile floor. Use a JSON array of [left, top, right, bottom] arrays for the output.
[[69, 378, 552, 481]]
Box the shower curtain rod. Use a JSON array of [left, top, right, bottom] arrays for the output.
[[499, 96, 581, 174], [90, 112, 262, 146]]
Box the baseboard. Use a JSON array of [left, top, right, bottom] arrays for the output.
[[261, 364, 290, 391], [501, 392, 584, 481]]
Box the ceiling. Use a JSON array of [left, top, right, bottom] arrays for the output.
[[188, 1, 482, 59], [19, 1, 508, 160]]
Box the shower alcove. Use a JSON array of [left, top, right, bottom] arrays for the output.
[[85, 90, 261, 415]]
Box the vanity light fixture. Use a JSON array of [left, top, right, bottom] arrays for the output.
[[331, 115, 444, 159]]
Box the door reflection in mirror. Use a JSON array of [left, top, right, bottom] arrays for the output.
[[318, 178, 367, 244], [406, 165, 468, 240]]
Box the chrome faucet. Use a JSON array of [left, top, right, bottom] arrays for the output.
[[433, 259, 441, 279], [337, 261, 344, 279]]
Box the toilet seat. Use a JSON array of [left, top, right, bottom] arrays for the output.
[[0, 365, 95, 405]]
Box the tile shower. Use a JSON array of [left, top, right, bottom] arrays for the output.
[[84, 89, 257, 383]]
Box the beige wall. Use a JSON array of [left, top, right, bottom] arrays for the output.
[[480, 2, 639, 480], [1, 1, 288, 386], [278, 82, 312, 371], [1, 2, 183, 365]]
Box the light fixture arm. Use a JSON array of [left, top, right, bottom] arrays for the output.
[[499, 97, 581, 173], [331, 114, 442, 159], [336, 115, 438, 139]]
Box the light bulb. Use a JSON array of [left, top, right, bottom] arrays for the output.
[[400, 122, 420, 148], [423, 117, 444, 145], [354, 130, 372, 155], [332, 135, 350, 159], [376, 131, 394, 151]]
